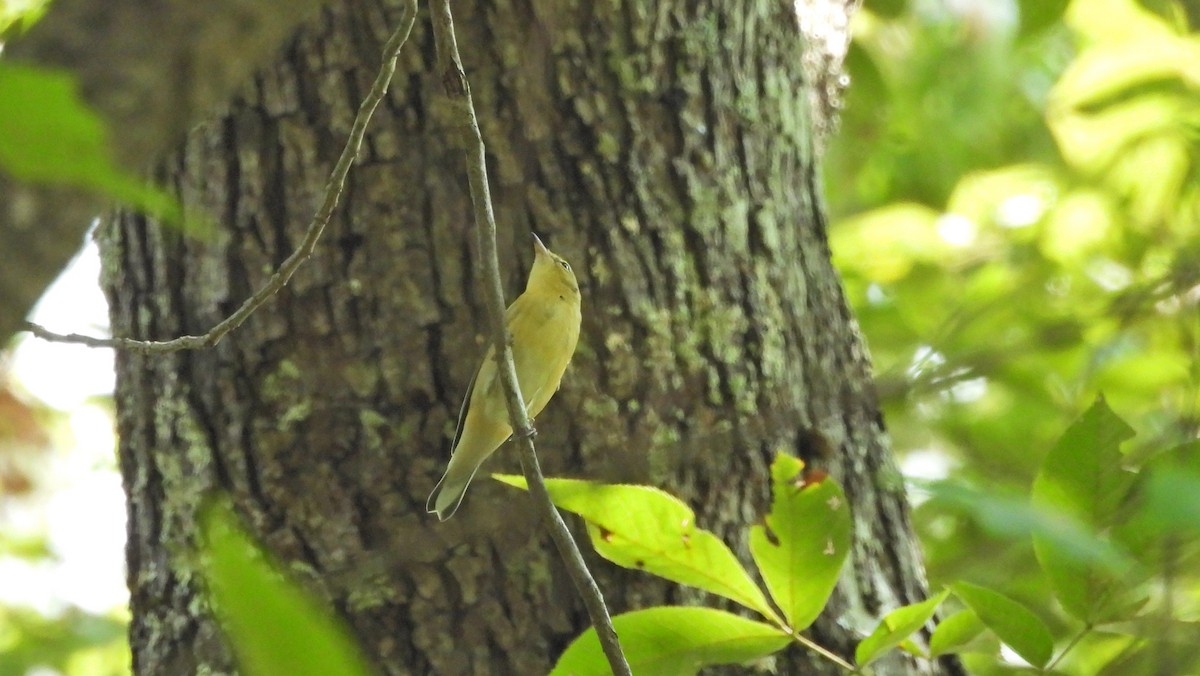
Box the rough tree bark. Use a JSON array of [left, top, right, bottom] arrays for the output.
[[99, 0, 946, 673]]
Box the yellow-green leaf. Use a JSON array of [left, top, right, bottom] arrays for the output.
[[929, 609, 985, 658], [951, 583, 1053, 668], [748, 454, 852, 631], [493, 475, 780, 623], [855, 591, 949, 666], [199, 500, 372, 676], [1031, 397, 1140, 623], [550, 606, 790, 676], [0, 63, 183, 225]]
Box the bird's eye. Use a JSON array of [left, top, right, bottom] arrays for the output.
[[559, 261, 570, 270]]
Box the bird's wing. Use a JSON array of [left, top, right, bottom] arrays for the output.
[[449, 361, 481, 454], [504, 293, 530, 326], [449, 294, 542, 451]]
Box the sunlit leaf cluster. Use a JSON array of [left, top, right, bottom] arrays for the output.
[[832, 0, 1198, 466], [497, 456, 855, 673], [194, 407, 1200, 674], [828, 0, 1200, 671], [500, 455, 1043, 674], [924, 400, 1200, 672]]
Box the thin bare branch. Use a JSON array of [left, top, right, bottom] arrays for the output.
[[25, 0, 419, 355], [427, 2, 632, 675]]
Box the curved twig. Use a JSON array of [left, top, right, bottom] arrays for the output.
[[26, 0, 419, 354]]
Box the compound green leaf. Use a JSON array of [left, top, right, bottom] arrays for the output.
[[952, 583, 1053, 668], [494, 475, 779, 623], [551, 606, 790, 676], [748, 455, 852, 631], [855, 591, 949, 666]]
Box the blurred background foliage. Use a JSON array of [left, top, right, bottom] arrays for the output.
[[827, 0, 1200, 672], [0, 373, 128, 676], [2, 0, 1198, 673], [0, 0, 48, 37]]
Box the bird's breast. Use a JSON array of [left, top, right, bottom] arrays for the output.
[[510, 293, 580, 416]]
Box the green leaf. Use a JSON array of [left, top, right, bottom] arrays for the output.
[[1017, 0, 1069, 39], [951, 583, 1053, 668], [1107, 442, 1200, 578], [199, 500, 372, 676], [1138, 441, 1200, 536], [855, 591, 949, 666], [921, 479, 1132, 573], [1033, 397, 1135, 523], [896, 638, 924, 658], [550, 606, 790, 676], [1031, 397, 1140, 623], [0, 62, 183, 225], [748, 454, 852, 631], [492, 475, 780, 623], [929, 609, 985, 658]]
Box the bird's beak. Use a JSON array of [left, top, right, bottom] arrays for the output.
[[532, 233, 550, 256]]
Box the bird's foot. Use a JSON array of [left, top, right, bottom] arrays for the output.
[[515, 422, 538, 440]]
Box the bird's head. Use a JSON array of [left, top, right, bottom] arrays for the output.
[[527, 233, 580, 297]]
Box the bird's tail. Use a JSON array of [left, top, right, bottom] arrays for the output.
[[426, 456, 483, 521]]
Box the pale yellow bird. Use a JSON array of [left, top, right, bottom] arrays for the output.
[[426, 234, 582, 520]]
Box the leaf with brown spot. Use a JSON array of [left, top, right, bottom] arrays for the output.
[[493, 474, 781, 624], [749, 454, 852, 631]]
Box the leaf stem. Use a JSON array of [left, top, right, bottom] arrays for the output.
[[793, 632, 857, 672], [1044, 624, 1092, 672]]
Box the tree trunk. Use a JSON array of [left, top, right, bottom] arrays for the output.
[[102, 0, 944, 673]]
